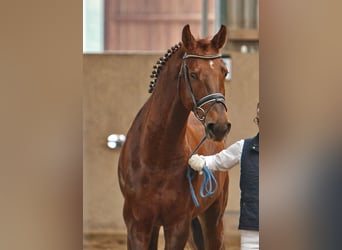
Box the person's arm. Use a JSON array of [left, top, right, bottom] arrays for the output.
[[188, 140, 244, 172], [204, 140, 244, 171]]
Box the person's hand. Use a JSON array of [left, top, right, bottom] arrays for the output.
[[188, 154, 206, 172]]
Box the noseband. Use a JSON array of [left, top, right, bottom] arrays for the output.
[[178, 53, 227, 121]]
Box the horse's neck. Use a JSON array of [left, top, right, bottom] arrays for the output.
[[148, 95, 188, 138], [142, 53, 190, 157]]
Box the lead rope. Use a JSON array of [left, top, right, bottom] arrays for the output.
[[187, 135, 218, 207]]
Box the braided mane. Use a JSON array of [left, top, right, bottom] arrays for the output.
[[148, 42, 182, 93]]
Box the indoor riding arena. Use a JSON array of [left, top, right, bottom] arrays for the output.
[[84, 0, 259, 249]]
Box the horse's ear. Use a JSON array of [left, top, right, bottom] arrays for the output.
[[211, 25, 227, 50], [182, 24, 196, 50]]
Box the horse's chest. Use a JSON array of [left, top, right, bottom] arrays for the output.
[[128, 179, 190, 226], [141, 185, 189, 221], [132, 174, 188, 207]]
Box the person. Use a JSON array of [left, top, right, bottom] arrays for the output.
[[188, 103, 259, 250]]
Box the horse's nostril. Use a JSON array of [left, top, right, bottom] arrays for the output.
[[227, 122, 231, 133], [206, 122, 231, 141], [207, 123, 215, 133]]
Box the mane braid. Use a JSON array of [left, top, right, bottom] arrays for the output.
[[148, 42, 182, 93]]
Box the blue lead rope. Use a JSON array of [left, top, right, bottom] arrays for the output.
[[199, 166, 218, 198], [187, 166, 218, 207], [187, 167, 200, 207], [186, 135, 218, 207]]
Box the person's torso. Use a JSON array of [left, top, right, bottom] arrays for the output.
[[239, 134, 259, 230]]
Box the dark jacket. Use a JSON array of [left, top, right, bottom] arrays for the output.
[[239, 133, 259, 230]]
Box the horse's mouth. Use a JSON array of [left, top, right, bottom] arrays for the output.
[[206, 131, 226, 142], [205, 122, 231, 142]]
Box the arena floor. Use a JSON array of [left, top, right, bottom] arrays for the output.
[[83, 233, 240, 250]]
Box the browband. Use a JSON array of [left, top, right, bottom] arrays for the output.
[[182, 53, 222, 60]]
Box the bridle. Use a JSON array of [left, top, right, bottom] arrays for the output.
[[178, 53, 227, 122]]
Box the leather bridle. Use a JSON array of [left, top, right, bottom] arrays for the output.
[[178, 53, 227, 122]]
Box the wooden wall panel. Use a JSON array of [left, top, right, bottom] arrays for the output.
[[104, 0, 215, 51]]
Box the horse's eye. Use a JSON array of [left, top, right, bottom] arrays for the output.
[[222, 67, 228, 77], [190, 72, 198, 80]]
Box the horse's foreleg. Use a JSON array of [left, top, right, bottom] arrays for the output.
[[190, 217, 205, 250], [201, 211, 225, 250], [123, 203, 155, 250], [125, 221, 154, 250], [200, 196, 228, 250], [163, 219, 191, 250], [148, 226, 160, 250]]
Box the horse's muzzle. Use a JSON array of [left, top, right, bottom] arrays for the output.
[[206, 121, 231, 141]]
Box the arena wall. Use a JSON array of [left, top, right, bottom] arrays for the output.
[[83, 51, 259, 234]]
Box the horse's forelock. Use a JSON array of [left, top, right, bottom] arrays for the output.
[[195, 39, 217, 53]]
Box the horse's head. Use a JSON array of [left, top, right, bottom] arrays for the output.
[[179, 24, 231, 141]]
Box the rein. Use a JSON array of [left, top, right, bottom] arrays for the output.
[[179, 53, 224, 207]]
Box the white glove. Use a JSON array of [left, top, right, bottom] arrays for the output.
[[188, 154, 206, 172]]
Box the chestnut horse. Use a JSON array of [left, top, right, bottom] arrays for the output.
[[118, 24, 231, 249]]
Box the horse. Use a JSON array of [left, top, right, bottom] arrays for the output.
[[118, 24, 231, 250]]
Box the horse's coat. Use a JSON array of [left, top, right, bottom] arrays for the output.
[[118, 24, 231, 250]]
